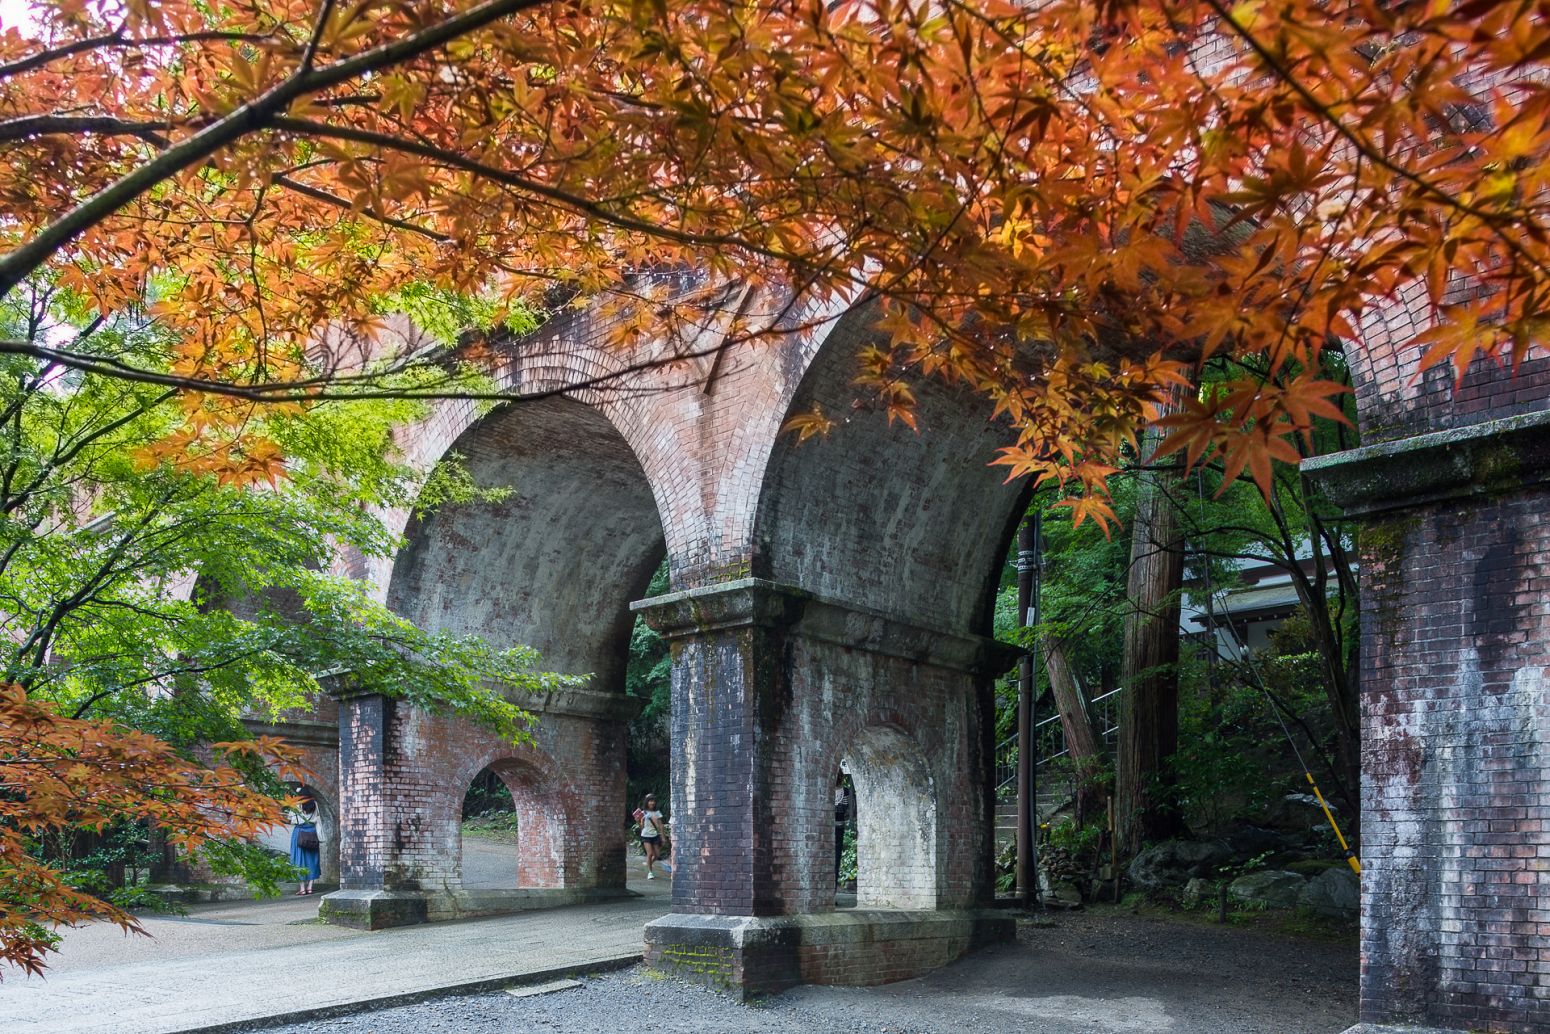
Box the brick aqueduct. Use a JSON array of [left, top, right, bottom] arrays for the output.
[[255, 283, 1550, 1034]]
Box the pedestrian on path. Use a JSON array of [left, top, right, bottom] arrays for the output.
[[289, 789, 322, 895], [637, 793, 671, 879]]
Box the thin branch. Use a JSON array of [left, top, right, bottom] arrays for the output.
[[0, 115, 175, 144]]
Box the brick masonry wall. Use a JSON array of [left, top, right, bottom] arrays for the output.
[[648, 582, 1002, 920], [315, 256, 1550, 1011], [1357, 488, 1550, 1032], [337, 695, 627, 898], [1348, 296, 1550, 443]]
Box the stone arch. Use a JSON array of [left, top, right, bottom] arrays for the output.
[[455, 747, 579, 890], [329, 391, 664, 925], [752, 302, 1030, 635], [386, 394, 666, 685], [332, 302, 686, 598], [838, 722, 939, 910]]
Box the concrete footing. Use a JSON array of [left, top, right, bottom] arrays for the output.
[[319, 890, 429, 930], [643, 909, 1014, 998], [320, 886, 636, 929]]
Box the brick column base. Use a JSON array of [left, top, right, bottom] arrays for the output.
[[318, 890, 427, 930], [321, 885, 634, 928], [643, 910, 1014, 999]]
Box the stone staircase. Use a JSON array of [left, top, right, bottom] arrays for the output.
[[993, 792, 1072, 851]]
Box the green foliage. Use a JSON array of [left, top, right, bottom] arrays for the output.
[[1046, 817, 1102, 859], [0, 278, 573, 900], [837, 824, 857, 885], [45, 822, 181, 914], [627, 560, 672, 809], [201, 841, 301, 898], [462, 811, 521, 844], [463, 768, 516, 818], [991, 350, 1359, 836], [995, 841, 1016, 895], [373, 282, 537, 346]]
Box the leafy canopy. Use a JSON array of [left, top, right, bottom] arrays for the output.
[[2, 0, 1546, 526]]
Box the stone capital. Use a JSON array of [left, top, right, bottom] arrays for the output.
[[521, 685, 643, 722], [632, 577, 1020, 676], [1302, 408, 1550, 518]]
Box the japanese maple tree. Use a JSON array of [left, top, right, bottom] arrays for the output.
[[0, 0, 1543, 524]]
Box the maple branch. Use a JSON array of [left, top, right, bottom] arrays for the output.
[[0, 0, 548, 299], [1199, 0, 1550, 280], [0, 29, 278, 80], [266, 117, 816, 271], [0, 115, 175, 144], [301, 0, 340, 72], [0, 335, 737, 406], [272, 174, 449, 242]]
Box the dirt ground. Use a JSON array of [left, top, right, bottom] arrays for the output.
[[261, 906, 1359, 1034]]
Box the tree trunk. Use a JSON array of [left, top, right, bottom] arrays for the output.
[[1294, 524, 1362, 819], [1044, 635, 1105, 824], [1116, 443, 1186, 858]]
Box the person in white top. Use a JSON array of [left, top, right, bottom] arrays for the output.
[[637, 793, 672, 879]]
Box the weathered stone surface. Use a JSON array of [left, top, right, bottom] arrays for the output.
[[318, 890, 428, 930], [1127, 839, 1232, 889], [1228, 870, 1306, 909], [1180, 877, 1213, 909], [1308, 409, 1550, 1034], [643, 910, 1014, 998], [1299, 867, 1359, 919]]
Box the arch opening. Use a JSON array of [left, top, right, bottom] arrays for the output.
[[372, 394, 667, 902], [837, 726, 939, 911], [458, 758, 572, 891]]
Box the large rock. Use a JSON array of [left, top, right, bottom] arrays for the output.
[[1128, 839, 1233, 889], [1298, 866, 1360, 919], [1228, 869, 1306, 909]]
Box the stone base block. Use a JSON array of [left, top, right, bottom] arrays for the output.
[[427, 886, 635, 922], [319, 890, 428, 930], [644, 909, 1014, 999], [321, 886, 635, 929], [1342, 1025, 1472, 1034]]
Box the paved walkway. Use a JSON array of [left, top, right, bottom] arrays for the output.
[[0, 838, 672, 1034]]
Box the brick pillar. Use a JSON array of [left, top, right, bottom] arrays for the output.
[[634, 578, 1015, 997], [1306, 411, 1550, 1034], [321, 688, 638, 930], [321, 693, 430, 929]]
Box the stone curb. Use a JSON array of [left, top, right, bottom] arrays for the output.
[[163, 952, 643, 1034]]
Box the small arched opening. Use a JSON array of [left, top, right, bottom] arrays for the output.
[[837, 725, 939, 911], [458, 757, 572, 891]]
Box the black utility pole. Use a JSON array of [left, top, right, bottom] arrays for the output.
[[1014, 513, 1042, 907]]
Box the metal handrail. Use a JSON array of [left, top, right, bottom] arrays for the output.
[[993, 686, 1126, 795]]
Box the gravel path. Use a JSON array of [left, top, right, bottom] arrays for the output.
[[260, 909, 1357, 1034]]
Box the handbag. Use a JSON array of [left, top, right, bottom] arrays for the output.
[[297, 827, 320, 851]]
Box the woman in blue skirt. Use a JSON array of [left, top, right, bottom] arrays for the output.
[[289, 791, 322, 895]]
